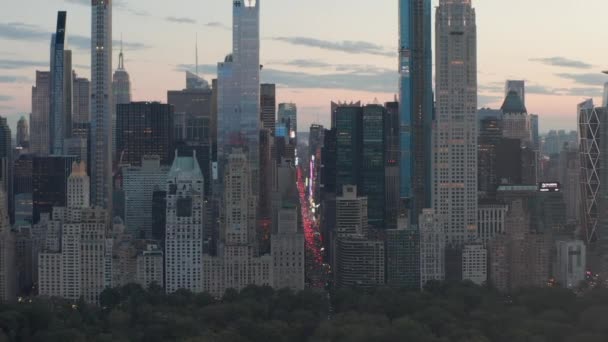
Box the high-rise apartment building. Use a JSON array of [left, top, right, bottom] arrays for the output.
[[50, 12, 72, 155], [72, 74, 90, 126], [335, 185, 368, 236], [0, 190, 16, 302], [362, 105, 387, 229], [398, 0, 433, 223], [419, 209, 445, 288], [217, 0, 260, 195], [433, 0, 478, 246], [386, 212, 420, 289], [116, 102, 174, 166], [31, 71, 51, 156], [261, 84, 276, 134], [16, 116, 29, 149], [164, 153, 205, 293], [123, 156, 169, 237], [271, 207, 304, 291], [32, 155, 77, 223], [90, 0, 113, 210], [462, 243, 487, 285], [334, 235, 385, 289]]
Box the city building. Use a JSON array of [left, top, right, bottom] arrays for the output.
[[0, 117, 12, 217], [261, 84, 276, 134], [217, 0, 261, 196], [116, 102, 174, 166], [334, 235, 385, 289], [164, 152, 205, 293], [419, 209, 445, 288], [433, 0, 478, 247], [0, 190, 16, 302], [90, 0, 113, 210], [399, 0, 433, 224], [30, 71, 51, 156], [14, 154, 34, 226], [50, 11, 72, 156], [113, 41, 132, 154], [72, 74, 90, 126], [361, 105, 387, 230], [555, 240, 586, 289], [501, 90, 531, 145], [334, 105, 363, 194], [335, 185, 368, 236], [477, 204, 507, 245], [136, 244, 164, 288], [505, 80, 526, 106], [271, 207, 304, 291], [558, 144, 580, 224], [278, 103, 297, 141], [16, 116, 29, 149], [32, 155, 77, 223], [386, 212, 419, 289], [478, 116, 502, 197], [123, 156, 170, 237], [462, 243, 487, 285]]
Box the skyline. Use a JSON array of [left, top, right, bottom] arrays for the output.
[[1, 0, 607, 132]]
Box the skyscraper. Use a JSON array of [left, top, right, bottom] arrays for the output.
[[398, 0, 433, 223], [260, 84, 276, 134], [434, 0, 478, 247], [217, 0, 260, 194], [16, 116, 29, 149], [278, 103, 297, 140], [505, 80, 526, 106], [116, 102, 174, 166], [50, 11, 72, 156], [72, 74, 90, 126], [113, 41, 132, 156], [30, 71, 51, 156], [91, 0, 113, 210], [501, 90, 531, 145]]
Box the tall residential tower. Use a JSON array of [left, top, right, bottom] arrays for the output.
[[91, 0, 113, 210], [398, 0, 433, 223], [433, 0, 478, 246]]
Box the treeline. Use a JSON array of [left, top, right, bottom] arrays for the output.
[[0, 282, 608, 341]]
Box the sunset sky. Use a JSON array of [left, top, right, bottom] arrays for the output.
[[0, 0, 606, 132]]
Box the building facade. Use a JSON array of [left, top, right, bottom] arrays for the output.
[[31, 71, 51, 156], [419, 209, 445, 288]]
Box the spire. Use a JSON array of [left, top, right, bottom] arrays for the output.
[[195, 33, 199, 76], [118, 33, 125, 70]]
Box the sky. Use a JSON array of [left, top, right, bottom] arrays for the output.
[[0, 0, 607, 133]]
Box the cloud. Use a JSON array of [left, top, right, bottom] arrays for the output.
[[274, 59, 393, 75], [527, 85, 556, 95], [0, 105, 13, 110], [205, 22, 231, 31], [272, 36, 396, 57], [280, 59, 333, 69], [0, 95, 12, 101], [0, 22, 148, 50], [0, 75, 30, 83], [176, 63, 397, 93], [478, 95, 502, 107], [530, 57, 593, 69], [166, 16, 197, 24], [65, 0, 149, 16], [0, 59, 47, 70], [556, 73, 607, 86]]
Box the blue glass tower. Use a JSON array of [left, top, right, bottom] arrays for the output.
[[399, 0, 433, 224]]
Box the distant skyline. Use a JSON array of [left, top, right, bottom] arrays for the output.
[[1, 0, 607, 132]]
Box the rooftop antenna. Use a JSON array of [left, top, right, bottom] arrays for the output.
[[195, 33, 199, 76], [118, 33, 124, 70]]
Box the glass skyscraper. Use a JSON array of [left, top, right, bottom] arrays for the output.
[[399, 0, 433, 224]]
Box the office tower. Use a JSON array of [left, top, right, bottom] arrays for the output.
[[386, 212, 420, 289], [151, 189, 167, 242], [261, 84, 276, 134], [530, 114, 540, 150], [501, 91, 531, 145], [31, 71, 51, 156], [123, 156, 169, 237], [202, 149, 273, 297], [217, 0, 260, 194], [334, 106, 363, 193], [15, 226, 33, 295], [555, 240, 586, 289], [578, 99, 605, 244], [50, 12, 73, 155], [16, 116, 29, 148], [14, 155, 34, 226], [505, 80, 526, 106], [32, 155, 77, 223], [112, 43, 131, 106], [478, 107, 502, 121], [477, 204, 507, 245], [419, 209, 445, 288], [0, 118, 12, 223], [384, 101, 401, 229], [278, 103, 297, 140], [67, 161, 89, 209], [0, 190, 16, 302], [434, 0, 478, 246], [335, 185, 368, 235], [399, 0, 433, 224], [91, 0, 113, 210], [167, 79, 212, 141], [543, 130, 578, 157], [361, 105, 387, 229], [186, 71, 209, 90], [478, 116, 502, 197], [164, 152, 205, 293], [462, 243, 487, 285], [116, 102, 174, 166], [271, 207, 305, 291], [559, 144, 581, 224], [72, 74, 90, 126]]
